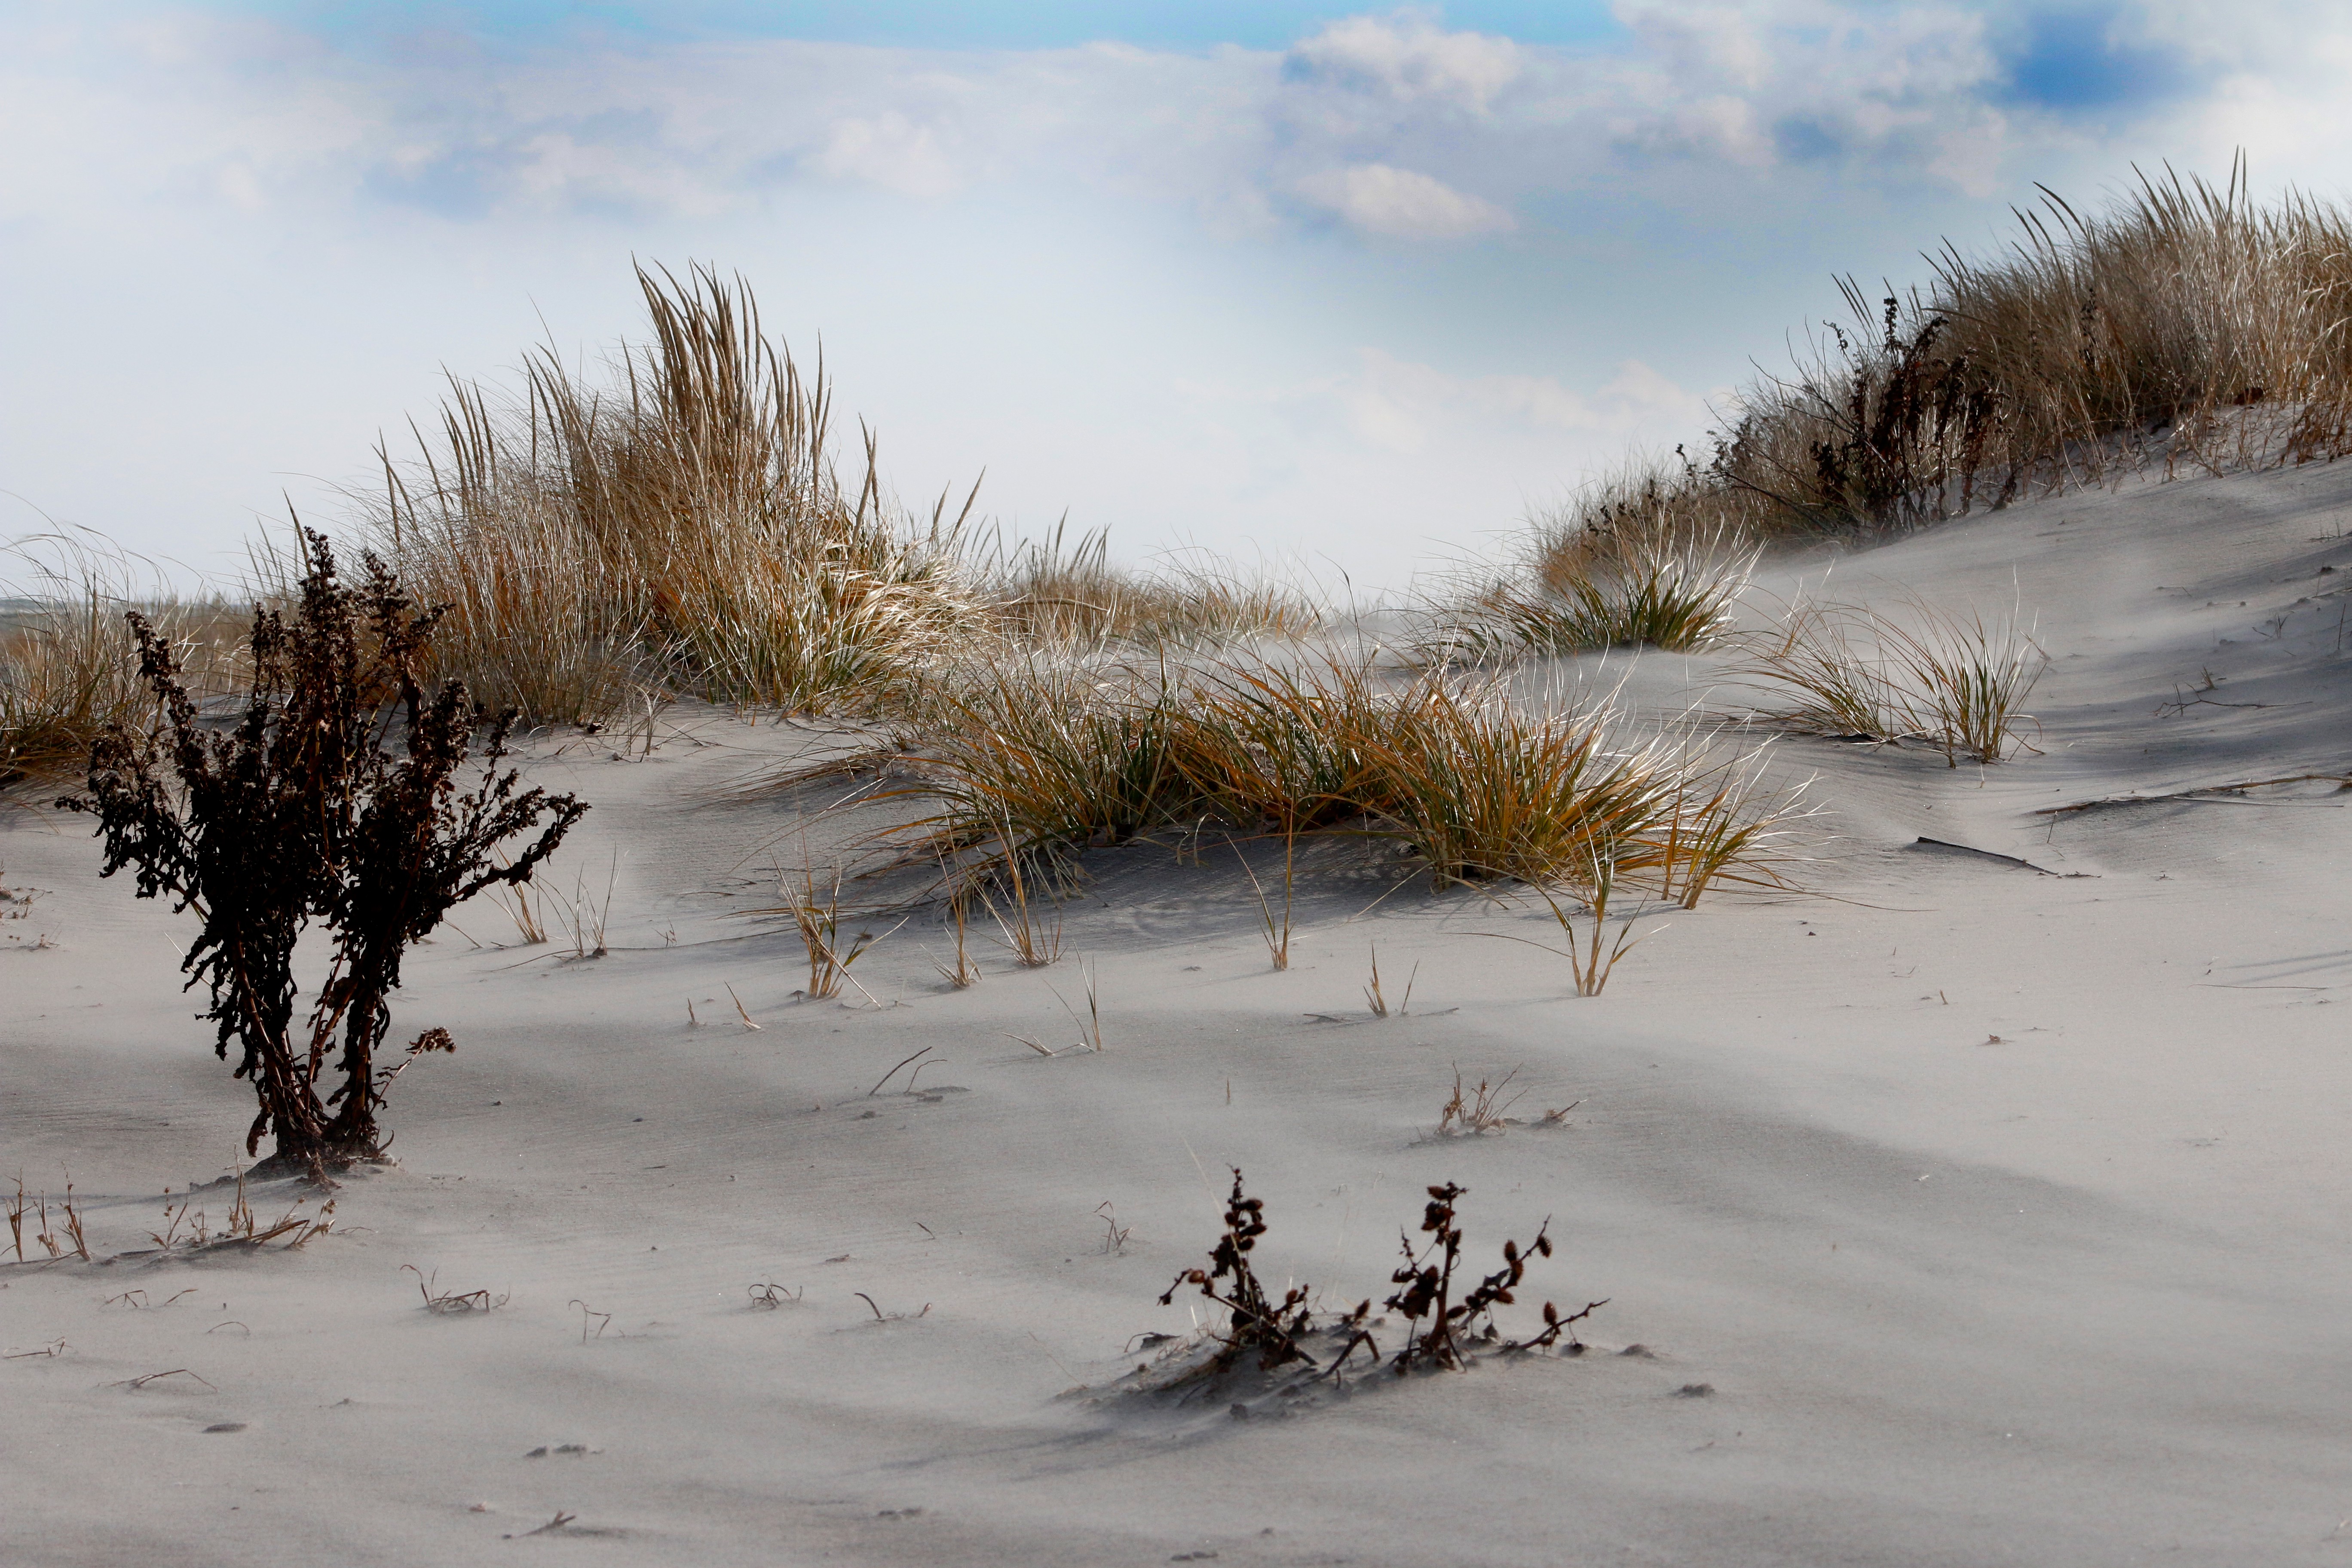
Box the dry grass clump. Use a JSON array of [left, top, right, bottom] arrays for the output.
[[978, 521, 1319, 649], [344, 265, 1321, 729], [348, 263, 982, 725], [764, 865, 891, 1001], [6, 1174, 89, 1262], [148, 1167, 334, 1254], [1520, 164, 2352, 572], [1433, 513, 1757, 662], [1, 533, 242, 790], [1434, 1067, 1522, 1136], [403, 1264, 508, 1314], [12, 269, 1323, 755], [1736, 598, 2047, 765], [802, 652, 1804, 911]]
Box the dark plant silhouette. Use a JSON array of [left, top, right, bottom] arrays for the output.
[[1154, 1170, 1603, 1391], [1382, 1182, 1605, 1372], [1160, 1168, 1322, 1376], [65, 533, 585, 1178]]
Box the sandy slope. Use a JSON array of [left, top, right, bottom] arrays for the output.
[[5, 462, 2352, 1567]]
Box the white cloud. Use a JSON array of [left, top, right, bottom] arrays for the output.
[[1297, 163, 1515, 239], [1610, 95, 1773, 167], [1286, 11, 1523, 113], [1335, 349, 1715, 453], [807, 112, 961, 198], [16, 2, 2326, 242]]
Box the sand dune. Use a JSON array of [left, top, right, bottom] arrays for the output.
[[6, 460, 2352, 1566]]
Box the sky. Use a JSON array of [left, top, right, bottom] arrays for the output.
[[5, 2, 2352, 591]]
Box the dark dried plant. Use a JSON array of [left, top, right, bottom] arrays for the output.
[[1159, 1168, 1321, 1378], [1381, 1182, 1607, 1373], [64, 534, 586, 1177], [1152, 1171, 1603, 1391]]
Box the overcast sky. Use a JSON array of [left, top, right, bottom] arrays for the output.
[[5, 2, 2349, 588]]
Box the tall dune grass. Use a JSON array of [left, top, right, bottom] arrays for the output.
[[1526, 162, 2352, 567], [346, 263, 1319, 725], [1, 533, 241, 789], [346, 263, 983, 724]]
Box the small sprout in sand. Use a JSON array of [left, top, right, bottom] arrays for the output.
[[403, 1265, 508, 1314], [726, 984, 763, 1030], [1363, 943, 1417, 1019], [867, 1046, 934, 1096], [1097, 1201, 1133, 1255], [927, 878, 983, 988], [57, 1180, 88, 1261], [110, 1368, 216, 1393], [481, 859, 551, 946], [8, 1174, 74, 1262], [1045, 959, 1106, 1052], [149, 1166, 335, 1255], [104, 1287, 198, 1310], [1477, 858, 1660, 998], [747, 1282, 804, 1310], [768, 864, 893, 1002], [854, 1291, 930, 1323], [570, 1300, 613, 1343], [1237, 832, 1296, 971], [980, 844, 1063, 969], [545, 850, 617, 960], [1434, 1067, 1524, 1137], [507, 1513, 578, 1539]]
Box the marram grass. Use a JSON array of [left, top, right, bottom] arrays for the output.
[[793, 652, 1808, 906]]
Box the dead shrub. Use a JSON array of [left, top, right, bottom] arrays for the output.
[[64, 535, 586, 1177], [1148, 1168, 1604, 1393]]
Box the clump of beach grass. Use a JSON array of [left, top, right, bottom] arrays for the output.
[[1514, 163, 2352, 575], [340, 264, 1324, 731], [977, 519, 1320, 649], [345, 262, 984, 726], [1736, 597, 2047, 765], [785, 651, 1806, 918], [1430, 520, 1756, 663], [1, 532, 242, 791], [762, 865, 891, 1001]]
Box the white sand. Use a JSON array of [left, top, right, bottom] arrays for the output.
[[6, 462, 2352, 1566]]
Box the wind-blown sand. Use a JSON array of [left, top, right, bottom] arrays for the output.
[[6, 462, 2352, 1566]]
